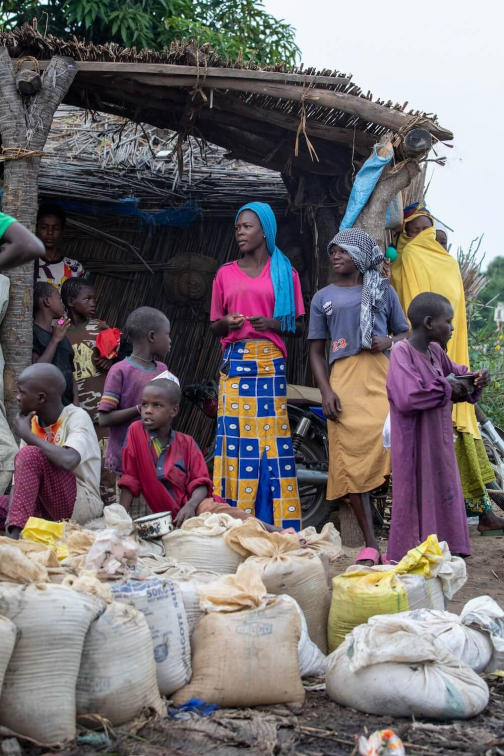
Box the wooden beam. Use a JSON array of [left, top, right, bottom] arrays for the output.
[[38, 60, 351, 87], [71, 69, 453, 141]]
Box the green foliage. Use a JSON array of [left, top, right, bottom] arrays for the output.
[[0, 0, 300, 66], [467, 300, 504, 427]]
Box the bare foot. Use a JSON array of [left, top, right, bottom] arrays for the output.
[[477, 511, 504, 532]]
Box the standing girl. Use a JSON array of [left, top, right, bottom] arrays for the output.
[[210, 202, 305, 530], [309, 229, 409, 565]]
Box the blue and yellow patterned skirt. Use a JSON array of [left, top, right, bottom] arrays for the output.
[[213, 340, 301, 530]]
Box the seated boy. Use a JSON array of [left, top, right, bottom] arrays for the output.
[[0, 363, 103, 538], [119, 379, 293, 532]]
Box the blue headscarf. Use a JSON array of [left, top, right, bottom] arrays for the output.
[[235, 202, 296, 333]]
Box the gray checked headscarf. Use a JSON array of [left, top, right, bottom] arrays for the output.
[[327, 228, 389, 349]]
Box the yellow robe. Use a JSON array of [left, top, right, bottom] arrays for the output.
[[390, 224, 480, 440]]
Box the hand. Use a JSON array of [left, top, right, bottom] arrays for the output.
[[174, 499, 199, 527], [224, 313, 245, 331], [381, 259, 391, 280], [51, 317, 71, 343], [473, 369, 491, 389], [14, 411, 35, 442], [93, 355, 114, 371], [321, 388, 342, 422], [369, 336, 393, 353], [446, 373, 469, 401], [246, 315, 273, 332]]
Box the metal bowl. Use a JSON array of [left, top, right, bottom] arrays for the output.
[[134, 511, 174, 540]]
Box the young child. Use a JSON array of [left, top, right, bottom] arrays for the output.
[[0, 363, 103, 538], [386, 292, 492, 562], [33, 282, 78, 407], [119, 379, 294, 533], [98, 307, 178, 485], [61, 278, 116, 506]]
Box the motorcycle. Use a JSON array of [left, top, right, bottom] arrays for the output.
[[183, 381, 332, 528]]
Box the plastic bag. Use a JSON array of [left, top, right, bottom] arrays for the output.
[[382, 412, 391, 450], [85, 529, 139, 577], [21, 517, 69, 560], [328, 535, 466, 651]]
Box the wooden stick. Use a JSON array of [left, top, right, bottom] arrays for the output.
[[38, 60, 352, 87]]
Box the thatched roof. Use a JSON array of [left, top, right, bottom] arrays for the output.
[[40, 106, 289, 218], [1, 25, 453, 179]]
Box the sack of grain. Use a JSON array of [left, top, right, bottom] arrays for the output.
[[77, 602, 165, 725], [225, 519, 330, 652], [328, 535, 466, 651], [0, 617, 16, 696], [161, 563, 220, 634], [298, 523, 343, 583], [111, 577, 191, 696], [0, 544, 49, 584], [162, 512, 245, 574], [173, 565, 304, 707], [0, 583, 105, 745], [326, 624, 489, 719]]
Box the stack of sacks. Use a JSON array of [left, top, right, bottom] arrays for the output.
[[224, 519, 330, 652], [354, 596, 504, 674], [326, 608, 490, 719], [157, 563, 221, 634], [173, 564, 305, 707], [162, 512, 246, 574], [298, 523, 343, 584], [328, 535, 467, 651]]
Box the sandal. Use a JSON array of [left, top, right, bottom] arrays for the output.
[[380, 553, 391, 565], [356, 547, 381, 566]]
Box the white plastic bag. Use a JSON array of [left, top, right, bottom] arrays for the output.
[[382, 411, 391, 449], [326, 631, 489, 719], [286, 596, 327, 678], [77, 602, 165, 725], [0, 584, 105, 745], [163, 512, 245, 574], [111, 577, 191, 696]]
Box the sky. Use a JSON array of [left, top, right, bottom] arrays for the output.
[[264, 0, 504, 269]]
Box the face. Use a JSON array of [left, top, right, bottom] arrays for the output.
[[36, 214, 64, 252], [150, 319, 171, 358], [69, 286, 96, 318], [436, 230, 448, 250], [235, 211, 264, 255], [48, 289, 64, 318], [429, 304, 455, 346], [16, 377, 44, 415], [329, 245, 358, 276], [405, 215, 433, 239], [141, 386, 179, 431]]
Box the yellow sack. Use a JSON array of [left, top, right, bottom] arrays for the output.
[[328, 536, 459, 652], [21, 517, 69, 561]]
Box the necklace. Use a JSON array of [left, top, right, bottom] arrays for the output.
[[131, 353, 154, 364]]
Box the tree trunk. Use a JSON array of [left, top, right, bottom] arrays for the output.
[[0, 49, 77, 425]]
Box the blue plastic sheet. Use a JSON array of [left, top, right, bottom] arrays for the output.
[[340, 145, 393, 230], [56, 197, 202, 229]]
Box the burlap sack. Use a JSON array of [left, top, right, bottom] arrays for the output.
[[162, 512, 245, 574]]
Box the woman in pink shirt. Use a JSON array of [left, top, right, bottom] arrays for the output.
[[210, 202, 305, 530]]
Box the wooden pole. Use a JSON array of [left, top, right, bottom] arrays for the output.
[[0, 49, 78, 425]]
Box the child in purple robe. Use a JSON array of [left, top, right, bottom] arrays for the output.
[[386, 292, 491, 562]]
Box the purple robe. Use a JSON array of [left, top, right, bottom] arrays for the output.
[[386, 340, 480, 562]]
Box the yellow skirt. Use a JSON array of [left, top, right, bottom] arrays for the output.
[[327, 351, 390, 499]]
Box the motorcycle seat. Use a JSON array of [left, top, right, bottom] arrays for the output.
[[287, 384, 322, 406]]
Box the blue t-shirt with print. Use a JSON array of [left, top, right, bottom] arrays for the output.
[[308, 284, 409, 365]]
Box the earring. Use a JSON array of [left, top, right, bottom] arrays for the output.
[[263, 234, 266, 238]]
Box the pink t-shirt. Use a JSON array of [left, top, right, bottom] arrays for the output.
[[210, 259, 305, 359]]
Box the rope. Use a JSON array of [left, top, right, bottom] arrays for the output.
[[0, 146, 44, 162], [13, 56, 40, 75], [294, 79, 319, 162], [190, 49, 208, 103]]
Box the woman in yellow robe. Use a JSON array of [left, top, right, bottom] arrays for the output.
[[390, 202, 504, 533]]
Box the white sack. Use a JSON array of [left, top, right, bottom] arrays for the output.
[[111, 577, 191, 696], [0, 617, 16, 696], [161, 563, 220, 633], [0, 583, 105, 745], [77, 602, 165, 725], [326, 633, 489, 719], [162, 512, 245, 574]]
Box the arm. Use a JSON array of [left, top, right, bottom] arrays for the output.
[[119, 486, 135, 512], [387, 347, 453, 414], [175, 485, 208, 526], [175, 440, 213, 525], [0, 221, 45, 271], [246, 315, 304, 337], [118, 426, 142, 507], [309, 340, 341, 421], [33, 319, 72, 364], [210, 313, 245, 337], [72, 377, 80, 406], [14, 413, 80, 471], [98, 405, 140, 427]]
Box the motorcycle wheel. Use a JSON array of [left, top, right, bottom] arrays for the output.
[[294, 434, 333, 530]]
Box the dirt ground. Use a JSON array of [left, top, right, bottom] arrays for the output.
[[13, 525, 504, 756]]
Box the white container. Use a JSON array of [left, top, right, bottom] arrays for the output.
[[135, 511, 173, 540]]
